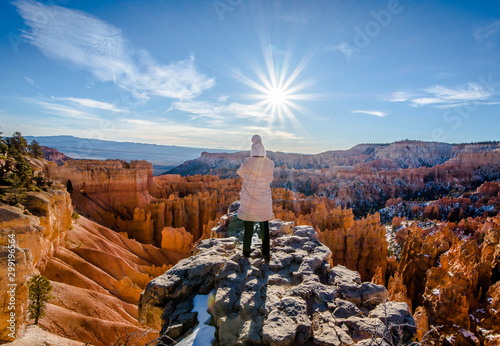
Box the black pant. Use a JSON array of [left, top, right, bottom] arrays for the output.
[[243, 221, 270, 256]]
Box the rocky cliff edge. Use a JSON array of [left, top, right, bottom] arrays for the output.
[[139, 217, 416, 345]]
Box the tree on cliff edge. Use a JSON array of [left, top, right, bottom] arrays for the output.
[[0, 130, 7, 156], [27, 275, 53, 325], [28, 140, 43, 158]]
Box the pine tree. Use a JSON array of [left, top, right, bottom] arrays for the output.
[[13, 152, 32, 188], [27, 275, 53, 325], [66, 179, 73, 194], [7, 132, 28, 155], [0, 130, 7, 156], [29, 140, 44, 158]]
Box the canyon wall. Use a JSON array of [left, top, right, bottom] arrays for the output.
[[168, 143, 500, 220], [47, 161, 241, 246], [0, 184, 187, 345], [169, 141, 500, 177], [46, 142, 500, 248], [1, 157, 194, 345], [0, 186, 72, 342], [46, 154, 499, 286]]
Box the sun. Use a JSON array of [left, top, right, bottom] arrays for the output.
[[234, 59, 315, 128], [230, 43, 323, 131], [266, 86, 289, 108]]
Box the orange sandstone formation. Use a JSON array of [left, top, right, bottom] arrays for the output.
[[47, 160, 390, 285], [47, 160, 241, 246], [161, 226, 193, 253], [483, 281, 500, 345], [398, 224, 457, 308], [0, 187, 72, 342], [389, 216, 500, 343], [0, 170, 185, 345], [413, 306, 429, 342], [423, 239, 491, 330], [388, 272, 412, 311]]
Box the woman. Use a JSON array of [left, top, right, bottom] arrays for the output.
[[237, 134, 275, 260]]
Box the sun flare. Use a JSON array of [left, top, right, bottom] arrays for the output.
[[266, 86, 289, 108], [234, 54, 318, 129]]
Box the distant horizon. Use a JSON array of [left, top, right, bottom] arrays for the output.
[[23, 133, 500, 157], [1, 0, 500, 153]]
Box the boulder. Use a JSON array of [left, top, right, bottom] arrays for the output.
[[139, 220, 416, 345]]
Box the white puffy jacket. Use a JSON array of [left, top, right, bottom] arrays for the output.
[[237, 157, 275, 222]]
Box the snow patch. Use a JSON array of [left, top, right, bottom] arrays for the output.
[[459, 329, 479, 341], [176, 294, 215, 346]]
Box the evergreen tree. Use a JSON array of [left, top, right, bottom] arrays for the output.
[[66, 179, 73, 194], [29, 140, 44, 158], [13, 152, 32, 188], [27, 275, 53, 325], [0, 131, 7, 156], [8, 131, 29, 154]]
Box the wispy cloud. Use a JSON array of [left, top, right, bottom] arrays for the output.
[[350, 110, 386, 117], [14, 0, 215, 100], [60, 97, 127, 113], [474, 20, 500, 41], [111, 120, 301, 150], [168, 100, 268, 120], [474, 20, 500, 50], [26, 98, 97, 120], [435, 101, 500, 109], [245, 127, 300, 141], [388, 91, 414, 103], [124, 119, 156, 126], [390, 82, 496, 108], [22, 96, 128, 120], [25, 76, 39, 88], [413, 83, 491, 107]]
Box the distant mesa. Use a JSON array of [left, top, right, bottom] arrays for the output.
[[167, 140, 500, 177], [41, 146, 72, 165], [25, 135, 236, 175]]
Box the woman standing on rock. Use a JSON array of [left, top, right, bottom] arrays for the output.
[[237, 134, 275, 261]]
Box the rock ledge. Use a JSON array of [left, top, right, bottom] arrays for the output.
[[139, 221, 416, 345]]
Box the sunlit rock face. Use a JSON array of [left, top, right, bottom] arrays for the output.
[[0, 180, 187, 345], [0, 188, 72, 342], [41, 146, 72, 165], [171, 142, 500, 218], [37, 215, 183, 345], [389, 217, 500, 345], [47, 160, 241, 246], [317, 211, 388, 282], [139, 218, 416, 345]]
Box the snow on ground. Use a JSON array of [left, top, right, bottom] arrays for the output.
[[177, 294, 216, 346]]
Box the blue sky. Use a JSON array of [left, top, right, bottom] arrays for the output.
[[1, 0, 499, 154]]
